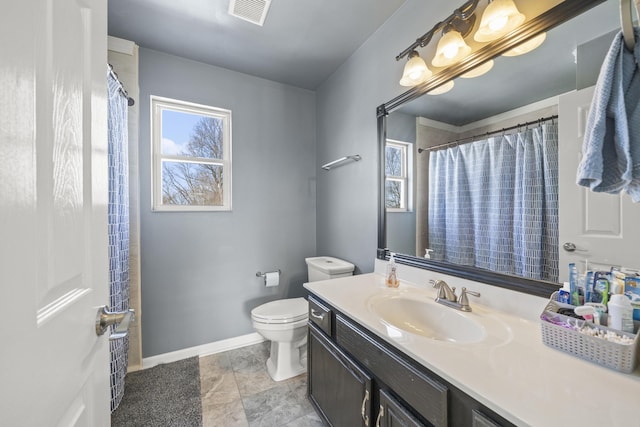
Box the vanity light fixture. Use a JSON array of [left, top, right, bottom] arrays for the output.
[[460, 59, 494, 78], [432, 28, 473, 67], [474, 0, 525, 42], [502, 32, 547, 56], [395, 0, 479, 87], [399, 51, 432, 87], [395, 0, 535, 89]]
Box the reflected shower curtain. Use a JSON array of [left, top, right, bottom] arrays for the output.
[[108, 71, 130, 412], [428, 123, 558, 281]]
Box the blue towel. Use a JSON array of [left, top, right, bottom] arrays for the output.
[[576, 29, 640, 202]]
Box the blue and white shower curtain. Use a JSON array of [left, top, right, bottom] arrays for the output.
[[107, 71, 130, 412], [428, 123, 558, 282]]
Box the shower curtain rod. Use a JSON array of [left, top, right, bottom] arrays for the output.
[[108, 64, 135, 107], [418, 114, 558, 153]]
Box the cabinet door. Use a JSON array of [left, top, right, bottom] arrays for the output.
[[471, 410, 503, 427], [376, 389, 427, 427], [308, 324, 373, 426]]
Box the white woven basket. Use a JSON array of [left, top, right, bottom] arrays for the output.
[[540, 298, 639, 373]]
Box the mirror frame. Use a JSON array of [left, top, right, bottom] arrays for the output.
[[377, 0, 607, 299]]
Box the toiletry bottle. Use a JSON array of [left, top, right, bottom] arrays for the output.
[[608, 294, 634, 333], [592, 272, 610, 305], [557, 282, 571, 304], [584, 271, 594, 304], [386, 253, 399, 288], [569, 263, 579, 306]]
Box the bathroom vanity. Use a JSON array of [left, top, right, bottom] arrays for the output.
[[307, 296, 510, 426], [304, 270, 640, 427]]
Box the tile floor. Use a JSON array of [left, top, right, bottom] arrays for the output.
[[200, 342, 323, 427]]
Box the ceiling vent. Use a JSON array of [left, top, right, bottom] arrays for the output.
[[228, 0, 272, 26]]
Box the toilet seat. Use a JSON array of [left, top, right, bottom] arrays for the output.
[[251, 297, 308, 324]]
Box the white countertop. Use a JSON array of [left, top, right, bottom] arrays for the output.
[[304, 272, 640, 427]]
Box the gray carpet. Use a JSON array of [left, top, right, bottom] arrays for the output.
[[111, 357, 202, 427]]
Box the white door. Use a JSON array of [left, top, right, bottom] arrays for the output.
[[558, 86, 640, 281], [0, 0, 111, 426]]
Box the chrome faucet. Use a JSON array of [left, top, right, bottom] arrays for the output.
[[430, 280, 480, 312], [430, 279, 457, 301]]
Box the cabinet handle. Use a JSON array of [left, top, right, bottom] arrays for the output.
[[375, 404, 384, 427], [310, 309, 325, 320], [361, 389, 370, 426]]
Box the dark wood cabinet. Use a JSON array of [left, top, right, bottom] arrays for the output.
[[377, 389, 427, 427], [308, 323, 372, 426], [336, 314, 447, 427], [306, 294, 513, 427]]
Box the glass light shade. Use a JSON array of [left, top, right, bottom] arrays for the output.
[[502, 32, 546, 56], [427, 80, 454, 95], [432, 30, 472, 67], [460, 59, 494, 78], [399, 52, 432, 86], [474, 0, 525, 42]]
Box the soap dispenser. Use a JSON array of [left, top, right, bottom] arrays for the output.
[[386, 253, 399, 288]]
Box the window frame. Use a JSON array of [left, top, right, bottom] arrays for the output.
[[151, 96, 232, 212], [385, 139, 413, 212]]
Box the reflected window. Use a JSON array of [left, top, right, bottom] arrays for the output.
[[151, 96, 232, 211], [385, 140, 412, 211]]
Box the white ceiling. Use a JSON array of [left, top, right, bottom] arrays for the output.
[[108, 0, 406, 90]]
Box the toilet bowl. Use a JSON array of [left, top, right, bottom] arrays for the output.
[[251, 256, 355, 381], [251, 297, 308, 381]]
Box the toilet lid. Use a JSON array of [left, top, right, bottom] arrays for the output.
[[251, 297, 308, 323]]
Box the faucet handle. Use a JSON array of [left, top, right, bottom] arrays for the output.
[[458, 287, 480, 312]]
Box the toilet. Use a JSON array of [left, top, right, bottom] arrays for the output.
[[250, 256, 355, 381]]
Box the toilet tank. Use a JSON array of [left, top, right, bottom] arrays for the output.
[[305, 256, 355, 282]]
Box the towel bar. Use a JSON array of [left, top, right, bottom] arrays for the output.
[[321, 154, 361, 171], [621, 0, 638, 51]]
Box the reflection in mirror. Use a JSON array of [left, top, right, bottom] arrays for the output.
[[380, 0, 623, 297]]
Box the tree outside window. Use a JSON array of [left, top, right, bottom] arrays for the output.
[[385, 140, 411, 211], [151, 97, 232, 211]]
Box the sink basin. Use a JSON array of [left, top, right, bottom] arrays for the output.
[[368, 295, 486, 343]]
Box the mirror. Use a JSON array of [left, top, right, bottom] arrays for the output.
[[378, 0, 621, 298]]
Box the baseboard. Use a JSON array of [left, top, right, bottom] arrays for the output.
[[140, 332, 265, 370]]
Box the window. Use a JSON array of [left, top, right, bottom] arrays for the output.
[[385, 139, 412, 211], [151, 96, 232, 211]]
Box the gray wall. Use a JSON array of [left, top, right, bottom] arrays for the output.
[[139, 48, 316, 357], [316, 1, 452, 273], [577, 30, 617, 90], [386, 111, 416, 256]]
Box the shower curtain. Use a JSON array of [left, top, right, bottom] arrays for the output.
[[428, 122, 558, 282], [107, 71, 130, 412]]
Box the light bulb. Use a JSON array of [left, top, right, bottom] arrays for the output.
[[443, 44, 459, 59], [399, 51, 432, 86], [503, 32, 546, 57], [460, 60, 494, 78], [432, 30, 472, 67], [489, 15, 509, 32], [474, 0, 525, 43], [427, 80, 454, 95]]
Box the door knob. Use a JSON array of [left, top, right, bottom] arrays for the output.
[[563, 242, 587, 252], [95, 306, 135, 340]]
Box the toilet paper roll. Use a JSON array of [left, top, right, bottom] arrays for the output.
[[264, 271, 280, 287]]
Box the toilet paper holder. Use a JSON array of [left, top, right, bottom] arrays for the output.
[[256, 269, 281, 287], [256, 269, 281, 278]]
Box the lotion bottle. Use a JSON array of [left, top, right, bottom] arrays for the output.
[[608, 294, 634, 333], [386, 253, 399, 288]]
